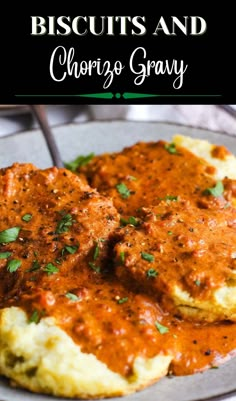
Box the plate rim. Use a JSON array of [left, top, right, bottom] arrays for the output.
[[2, 118, 236, 141]]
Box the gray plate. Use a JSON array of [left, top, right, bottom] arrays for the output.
[[0, 121, 236, 401]]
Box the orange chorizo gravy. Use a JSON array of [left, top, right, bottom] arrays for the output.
[[1, 140, 236, 381]]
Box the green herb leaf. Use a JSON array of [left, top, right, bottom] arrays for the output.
[[116, 183, 131, 199], [146, 268, 158, 278], [120, 251, 125, 264], [0, 251, 12, 259], [195, 279, 201, 286], [93, 242, 100, 260], [64, 153, 94, 172], [141, 252, 155, 263], [88, 262, 101, 273], [62, 245, 78, 256], [117, 297, 128, 304], [120, 216, 139, 227], [164, 143, 178, 154], [0, 227, 21, 244], [44, 263, 59, 275], [128, 175, 137, 181], [167, 231, 173, 236], [65, 292, 81, 302], [26, 260, 41, 272], [203, 181, 224, 197], [56, 212, 73, 234], [7, 259, 21, 273], [28, 310, 40, 324], [165, 195, 178, 202], [22, 213, 32, 222], [155, 321, 169, 334], [159, 195, 178, 203]]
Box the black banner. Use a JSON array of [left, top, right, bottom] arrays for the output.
[[1, 12, 235, 104]]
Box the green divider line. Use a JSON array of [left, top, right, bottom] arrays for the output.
[[123, 93, 160, 99], [15, 93, 114, 99], [76, 93, 114, 99], [123, 93, 221, 99], [15, 92, 221, 99]]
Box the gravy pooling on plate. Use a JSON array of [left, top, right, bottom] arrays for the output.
[[1, 135, 236, 399]]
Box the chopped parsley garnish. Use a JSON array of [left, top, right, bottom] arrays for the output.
[[7, 259, 21, 273], [120, 216, 139, 227], [155, 321, 169, 334], [164, 143, 178, 154], [0, 227, 21, 244], [156, 213, 163, 218], [116, 183, 131, 199], [62, 245, 78, 256], [128, 175, 137, 181], [164, 195, 178, 202], [44, 263, 59, 275], [56, 212, 73, 234], [26, 260, 41, 272], [88, 262, 101, 273], [93, 242, 100, 260], [65, 292, 81, 302], [146, 268, 158, 278], [117, 297, 128, 304], [159, 195, 178, 203], [0, 251, 12, 259], [28, 310, 40, 324], [98, 238, 106, 242], [64, 153, 94, 172], [167, 231, 173, 235], [120, 251, 125, 264], [195, 279, 201, 286], [203, 181, 224, 197], [141, 252, 155, 262], [22, 213, 32, 222]]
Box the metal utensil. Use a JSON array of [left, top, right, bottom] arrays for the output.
[[30, 105, 63, 168]]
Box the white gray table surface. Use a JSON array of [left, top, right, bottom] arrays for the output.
[[0, 105, 236, 137]]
